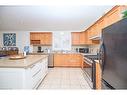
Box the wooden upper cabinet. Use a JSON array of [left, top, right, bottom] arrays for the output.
[[86, 30, 92, 45], [97, 19, 105, 35], [79, 32, 84, 44], [105, 7, 121, 27], [104, 6, 127, 27], [72, 32, 88, 45], [90, 25, 95, 37], [71, 32, 80, 45], [30, 32, 52, 45], [80, 32, 86, 45], [40, 33, 45, 44], [82, 6, 127, 45], [30, 33, 41, 44], [30, 33, 40, 40], [44, 33, 52, 45]]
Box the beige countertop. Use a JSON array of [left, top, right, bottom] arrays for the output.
[[0, 55, 48, 68]]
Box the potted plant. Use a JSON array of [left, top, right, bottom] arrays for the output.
[[122, 10, 127, 18]]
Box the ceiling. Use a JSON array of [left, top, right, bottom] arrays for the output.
[[0, 5, 113, 31]]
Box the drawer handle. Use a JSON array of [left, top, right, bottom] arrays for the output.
[[32, 69, 41, 78], [30, 64, 35, 68]]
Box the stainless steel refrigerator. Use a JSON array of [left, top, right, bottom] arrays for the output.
[[99, 18, 127, 89]]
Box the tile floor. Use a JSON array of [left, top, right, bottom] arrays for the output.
[[38, 68, 91, 89]]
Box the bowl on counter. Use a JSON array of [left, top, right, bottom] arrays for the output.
[[9, 55, 27, 60]]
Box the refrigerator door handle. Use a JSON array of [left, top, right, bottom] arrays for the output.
[[99, 43, 105, 73]]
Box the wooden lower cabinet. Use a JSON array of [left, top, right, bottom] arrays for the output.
[[54, 54, 83, 67], [95, 61, 102, 89]]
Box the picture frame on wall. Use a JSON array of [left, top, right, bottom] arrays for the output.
[[3, 33, 16, 46]]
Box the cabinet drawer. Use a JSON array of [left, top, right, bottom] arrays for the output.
[[32, 68, 42, 88], [29, 62, 41, 77]]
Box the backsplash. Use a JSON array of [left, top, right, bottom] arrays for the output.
[[33, 46, 52, 53], [71, 45, 89, 52], [88, 45, 100, 54]]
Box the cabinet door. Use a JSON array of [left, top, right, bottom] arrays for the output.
[[71, 32, 80, 45], [54, 54, 82, 67], [87, 30, 92, 45], [80, 32, 86, 45], [45, 33, 52, 45], [97, 19, 105, 35], [34, 33, 40, 40], [54, 54, 63, 66], [84, 31, 88, 44], [40, 33, 45, 45], [70, 54, 82, 67], [73, 54, 81, 66], [30, 32, 52, 45], [105, 7, 121, 27], [30, 33, 41, 45], [90, 25, 97, 38]]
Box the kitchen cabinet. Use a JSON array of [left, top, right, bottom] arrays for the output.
[[105, 7, 121, 27], [30, 32, 41, 45], [83, 6, 127, 45], [97, 19, 105, 35], [54, 54, 83, 67], [30, 32, 52, 45], [80, 32, 86, 45], [89, 25, 96, 38], [86, 30, 92, 45], [71, 32, 80, 45], [44, 33, 52, 45], [71, 32, 87, 45], [0, 56, 48, 89], [95, 61, 101, 89]]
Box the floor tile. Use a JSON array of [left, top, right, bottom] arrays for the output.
[[38, 67, 91, 89]]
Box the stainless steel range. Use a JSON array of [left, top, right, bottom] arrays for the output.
[[82, 54, 99, 89]]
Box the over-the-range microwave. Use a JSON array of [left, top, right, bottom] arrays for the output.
[[79, 48, 89, 53]]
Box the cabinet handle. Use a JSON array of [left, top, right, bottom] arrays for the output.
[[30, 64, 35, 68]]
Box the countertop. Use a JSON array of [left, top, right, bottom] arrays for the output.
[[0, 55, 48, 68], [82, 53, 98, 56], [30, 52, 97, 55]]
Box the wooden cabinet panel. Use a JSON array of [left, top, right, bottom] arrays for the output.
[[97, 19, 105, 35], [30, 32, 52, 45], [95, 62, 102, 89], [30, 33, 41, 45], [86, 30, 92, 45], [72, 32, 87, 45], [54, 54, 64, 66], [67, 54, 81, 66], [44, 33, 52, 45], [80, 32, 86, 45], [54, 54, 83, 67], [40, 33, 45, 44], [71, 32, 80, 45], [105, 8, 121, 27], [32, 33, 41, 40]]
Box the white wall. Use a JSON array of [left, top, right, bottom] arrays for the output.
[[0, 31, 75, 53], [0, 31, 31, 53]]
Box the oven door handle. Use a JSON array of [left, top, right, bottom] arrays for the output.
[[92, 60, 96, 89]]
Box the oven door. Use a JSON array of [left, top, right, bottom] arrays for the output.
[[83, 56, 97, 89]]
